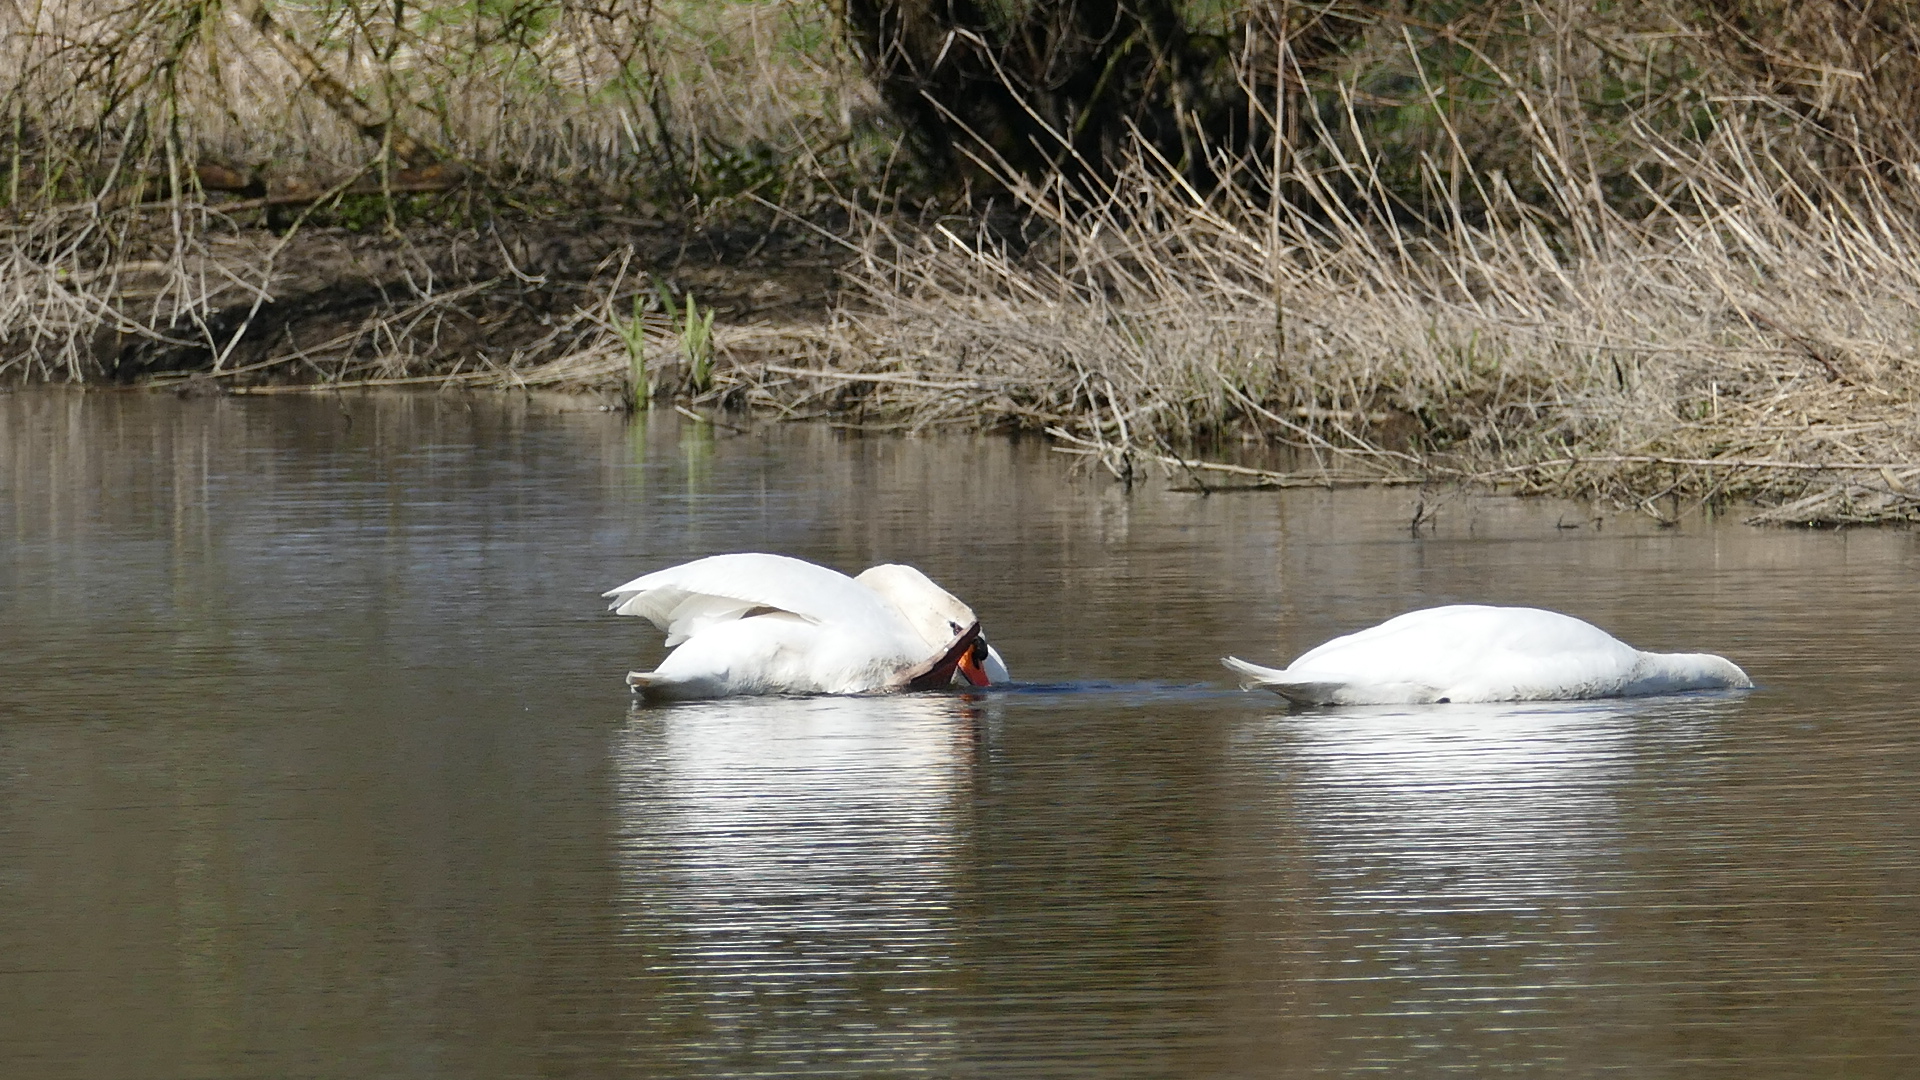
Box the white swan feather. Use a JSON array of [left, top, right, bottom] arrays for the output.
[[606, 553, 1005, 700], [1224, 604, 1750, 705]]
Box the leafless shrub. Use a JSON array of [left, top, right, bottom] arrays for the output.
[[0, 2, 878, 384]]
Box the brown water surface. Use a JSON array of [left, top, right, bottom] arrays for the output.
[[3, 391, 1917, 1077]]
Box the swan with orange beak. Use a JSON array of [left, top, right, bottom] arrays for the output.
[[605, 553, 1009, 701]]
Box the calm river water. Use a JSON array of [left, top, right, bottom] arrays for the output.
[[3, 391, 1918, 1078]]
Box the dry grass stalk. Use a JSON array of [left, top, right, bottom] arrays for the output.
[[0, 2, 876, 386], [10, 2, 1920, 527], [0, 2, 877, 212], [691, 14, 1920, 524]]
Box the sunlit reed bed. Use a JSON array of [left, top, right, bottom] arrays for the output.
[[689, 22, 1920, 527], [731, 137, 1920, 526]]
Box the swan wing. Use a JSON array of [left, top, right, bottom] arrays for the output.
[[604, 553, 900, 646]]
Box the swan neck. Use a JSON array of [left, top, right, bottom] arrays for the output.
[[1638, 650, 1751, 690]]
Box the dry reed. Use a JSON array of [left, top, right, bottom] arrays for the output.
[[0, 1, 874, 384], [8, 2, 1920, 526], [686, 5, 1920, 525]]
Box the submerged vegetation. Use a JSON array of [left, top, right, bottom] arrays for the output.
[[5, 1, 1920, 523]]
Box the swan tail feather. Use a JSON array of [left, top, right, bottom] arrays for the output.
[[1221, 655, 1285, 686], [1221, 656, 1352, 706], [626, 669, 710, 702]]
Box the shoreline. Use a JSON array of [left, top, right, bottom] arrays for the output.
[[9, 373, 1910, 530], [6, 177, 1918, 531], [6, 3, 1920, 526]]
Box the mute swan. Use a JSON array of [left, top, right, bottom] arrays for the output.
[[1223, 605, 1750, 705], [605, 553, 1009, 700]]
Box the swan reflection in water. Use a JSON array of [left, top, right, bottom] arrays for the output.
[[1239, 694, 1738, 1065], [609, 692, 983, 1067], [1277, 698, 1652, 887]]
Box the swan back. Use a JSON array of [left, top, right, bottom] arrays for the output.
[[1291, 605, 1642, 702], [1228, 605, 1750, 705]]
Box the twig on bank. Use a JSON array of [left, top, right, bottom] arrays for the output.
[[1484, 454, 1920, 475], [1743, 309, 1849, 384], [1046, 427, 1420, 487], [672, 403, 754, 433], [760, 363, 1010, 391], [228, 0, 445, 168], [226, 373, 494, 393]]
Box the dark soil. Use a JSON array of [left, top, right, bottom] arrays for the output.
[[64, 216, 844, 387]]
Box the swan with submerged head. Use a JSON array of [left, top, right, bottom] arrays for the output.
[[1224, 604, 1751, 706], [605, 553, 1009, 700]]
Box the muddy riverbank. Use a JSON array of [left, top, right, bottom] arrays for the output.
[[3, 215, 841, 396]]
